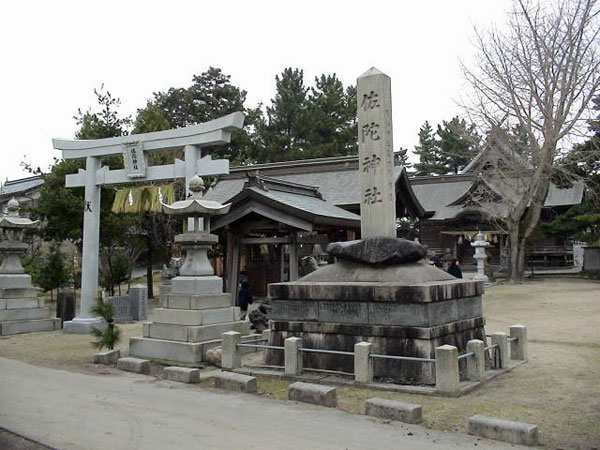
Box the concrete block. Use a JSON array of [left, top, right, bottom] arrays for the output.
[[214, 371, 257, 393], [466, 339, 486, 381], [354, 341, 373, 383], [129, 337, 211, 363], [365, 398, 423, 424], [6, 298, 43, 309], [93, 349, 120, 364], [284, 337, 302, 376], [152, 307, 236, 326], [435, 345, 459, 396], [221, 331, 241, 369], [117, 357, 150, 374], [164, 366, 200, 383], [467, 415, 539, 446], [0, 274, 32, 289], [165, 293, 232, 310], [0, 307, 50, 321], [0, 318, 61, 336], [510, 325, 528, 361], [491, 332, 509, 369], [288, 382, 337, 407], [171, 276, 223, 295], [0, 288, 40, 299]]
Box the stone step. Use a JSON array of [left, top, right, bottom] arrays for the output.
[[161, 292, 232, 310], [170, 276, 223, 295], [0, 318, 61, 336], [0, 307, 52, 321], [117, 357, 150, 374], [0, 296, 44, 309], [129, 336, 221, 363], [143, 320, 251, 342], [152, 307, 240, 326]]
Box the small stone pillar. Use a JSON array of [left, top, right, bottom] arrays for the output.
[[435, 344, 460, 396], [466, 339, 486, 381], [510, 325, 528, 361], [491, 332, 509, 369], [129, 284, 148, 321], [284, 337, 303, 376], [471, 231, 491, 282], [354, 341, 373, 383], [221, 331, 241, 370]]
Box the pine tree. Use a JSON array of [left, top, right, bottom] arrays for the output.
[[436, 117, 480, 174], [413, 121, 443, 175]]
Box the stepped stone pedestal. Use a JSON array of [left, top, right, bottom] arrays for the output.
[[0, 199, 61, 336], [266, 244, 486, 385], [129, 174, 250, 364]]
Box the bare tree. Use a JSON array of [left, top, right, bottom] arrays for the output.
[[462, 0, 600, 282]]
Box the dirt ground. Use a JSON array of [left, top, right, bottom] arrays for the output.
[[1, 278, 599, 449]]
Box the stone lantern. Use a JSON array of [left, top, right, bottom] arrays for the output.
[[0, 198, 61, 335], [128, 175, 250, 363], [471, 231, 491, 282]]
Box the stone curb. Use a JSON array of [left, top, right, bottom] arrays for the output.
[[164, 366, 200, 383], [365, 398, 423, 424], [214, 371, 257, 393], [467, 415, 539, 446], [117, 357, 150, 375], [288, 382, 337, 407]]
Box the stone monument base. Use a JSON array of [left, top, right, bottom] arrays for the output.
[[63, 317, 106, 334], [129, 276, 251, 364], [266, 263, 486, 385], [0, 278, 62, 336]]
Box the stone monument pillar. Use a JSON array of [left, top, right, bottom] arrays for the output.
[[357, 68, 396, 238], [471, 231, 491, 282], [129, 175, 250, 364], [265, 68, 486, 385], [0, 199, 61, 335]]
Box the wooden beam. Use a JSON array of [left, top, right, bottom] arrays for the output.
[[212, 200, 313, 232], [289, 233, 299, 281], [240, 236, 291, 245]]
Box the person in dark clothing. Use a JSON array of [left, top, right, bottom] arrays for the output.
[[447, 259, 463, 278], [238, 280, 253, 316]]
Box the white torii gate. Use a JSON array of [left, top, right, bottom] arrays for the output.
[[53, 112, 244, 333]]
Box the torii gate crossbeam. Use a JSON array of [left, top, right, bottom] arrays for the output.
[[53, 112, 244, 333]]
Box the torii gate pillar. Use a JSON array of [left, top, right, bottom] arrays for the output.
[[53, 112, 244, 333]]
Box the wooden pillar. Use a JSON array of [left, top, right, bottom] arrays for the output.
[[289, 233, 299, 281], [279, 245, 286, 282], [225, 230, 241, 305]]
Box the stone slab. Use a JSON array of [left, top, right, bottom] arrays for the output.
[[164, 366, 200, 383], [0, 274, 32, 289], [0, 307, 51, 321], [63, 317, 106, 334], [0, 318, 62, 336], [326, 238, 426, 265], [171, 276, 223, 295], [365, 398, 423, 424], [117, 357, 150, 374], [0, 288, 41, 300], [152, 307, 237, 326], [128, 336, 219, 363], [288, 382, 337, 407], [467, 415, 539, 446], [93, 349, 120, 364], [4, 298, 44, 309], [163, 292, 232, 310], [214, 371, 257, 393], [144, 320, 251, 342], [269, 278, 483, 303]]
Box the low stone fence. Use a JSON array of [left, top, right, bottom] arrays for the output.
[[221, 324, 527, 395]]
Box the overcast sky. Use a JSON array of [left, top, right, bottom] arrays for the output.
[[0, 0, 514, 183]]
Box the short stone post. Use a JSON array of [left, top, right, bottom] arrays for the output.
[[510, 325, 528, 361], [261, 328, 271, 343], [129, 284, 148, 320], [221, 331, 241, 370], [491, 332, 509, 369], [354, 341, 373, 383], [466, 339, 486, 381], [284, 337, 303, 376], [435, 345, 460, 396]]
